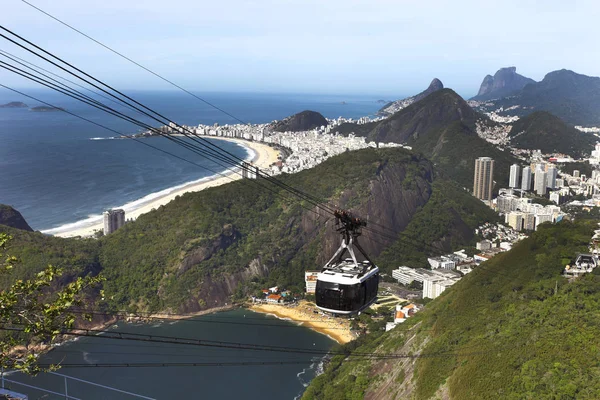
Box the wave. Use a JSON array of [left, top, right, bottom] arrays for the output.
[[41, 139, 254, 236], [89, 136, 118, 140]]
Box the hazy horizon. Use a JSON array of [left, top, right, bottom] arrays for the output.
[[2, 0, 599, 97]]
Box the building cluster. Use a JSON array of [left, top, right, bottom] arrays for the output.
[[475, 120, 513, 144], [251, 286, 294, 304], [507, 162, 558, 196], [103, 208, 125, 235], [142, 118, 407, 176], [391, 265, 464, 299], [475, 222, 526, 248], [496, 191, 565, 231], [385, 303, 419, 332]]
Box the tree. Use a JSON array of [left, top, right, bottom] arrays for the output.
[[0, 233, 103, 374]]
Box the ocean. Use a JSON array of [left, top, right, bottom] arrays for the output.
[[4, 309, 335, 399], [0, 89, 384, 231]]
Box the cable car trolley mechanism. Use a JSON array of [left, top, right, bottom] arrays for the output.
[[315, 210, 379, 315]]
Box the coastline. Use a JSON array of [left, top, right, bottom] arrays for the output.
[[45, 138, 279, 238], [249, 301, 355, 344]]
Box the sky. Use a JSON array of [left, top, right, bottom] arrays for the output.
[[1, 0, 599, 97]]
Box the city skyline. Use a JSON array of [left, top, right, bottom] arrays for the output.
[[2, 0, 599, 96]]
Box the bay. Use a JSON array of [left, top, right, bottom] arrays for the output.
[[5, 309, 335, 399], [0, 89, 384, 231]]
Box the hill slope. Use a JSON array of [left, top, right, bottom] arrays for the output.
[[304, 220, 600, 400], [471, 67, 536, 101], [510, 111, 597, 157], [0, 148, 496, 316], [270, 110, 328, 132], [0, 204, 33, 231], [378, 78, 444, 116]]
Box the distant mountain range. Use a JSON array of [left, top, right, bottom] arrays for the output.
[[471, 67, 536, 101], [377, 78, 444, 116], [270, 110, 328, 132], [474, 69, 600, 126]]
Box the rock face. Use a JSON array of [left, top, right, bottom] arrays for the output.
[[0, 102, 28, 108], [378, 78, 444, 116], [0, 205, 33, 231], [270, 110, 328, 132], [472, 67, 536, 101]]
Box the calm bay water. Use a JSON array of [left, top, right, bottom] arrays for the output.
[[5, 310, 335, 399], [0, 89, 383, 231]]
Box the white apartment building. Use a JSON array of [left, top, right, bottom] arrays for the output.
[[509, 164, 520, 188]]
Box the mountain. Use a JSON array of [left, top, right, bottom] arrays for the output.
[[362, 89, 520, 189], [270, 110, 328, 132], [0, 102, 28, 108], [471, 67, 536, 101], [0, 148, 495, 315], [378, 78, 444, 116], [476, 69, 600, 126], [509, 111, 597, 157], [370, 88, 486, 144], [304, 220, 600, 399], [0, 205, 33, 231]]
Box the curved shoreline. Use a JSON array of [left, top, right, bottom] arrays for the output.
[[44, 138, 279, 238], [249, 301, 354, 344]]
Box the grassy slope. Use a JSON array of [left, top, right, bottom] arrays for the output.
[[305, 220, 600, 400]]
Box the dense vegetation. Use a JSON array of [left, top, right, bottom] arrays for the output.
[[305, 220, 600, 399], [376, 179, 500, 272], [1, 148, 493, 317], [510, 111, 596, 157], [330, 89, 521, 190]]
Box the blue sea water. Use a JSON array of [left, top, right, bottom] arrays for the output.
[[5, 309, 335, 400], [0, 89, 383, 231]]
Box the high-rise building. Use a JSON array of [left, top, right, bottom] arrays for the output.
[[523, 213, 536, 231], [103, 209, 125, 235], [509, 164, 520, 188], [534, 170, 547, 195], [546, 166, 557, 189], [521, 166, 532, 191], [473, 157, 495, 200], [573, 170, 580, 178], [240, 161, 259, 179]]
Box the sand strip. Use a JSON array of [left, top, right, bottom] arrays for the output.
[[250, 301, 355, 344]]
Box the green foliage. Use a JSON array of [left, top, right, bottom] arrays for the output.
[[376, 179, 499, 271], [307, 220, 600, 399], [509, 111, 596, 157], [0, 233, 103, 374]]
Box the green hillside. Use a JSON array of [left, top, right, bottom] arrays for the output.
[[333, 89, 520, 190], [510, 111, 597, 157], [304, 220, 600, 400], [0, 148, 494, 315]]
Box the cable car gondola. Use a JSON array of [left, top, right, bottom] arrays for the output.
[[315, 210, 379, 315]]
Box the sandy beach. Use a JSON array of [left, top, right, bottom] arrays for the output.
[[46, 138, 279, 238], [250, 301, 355, 344]]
